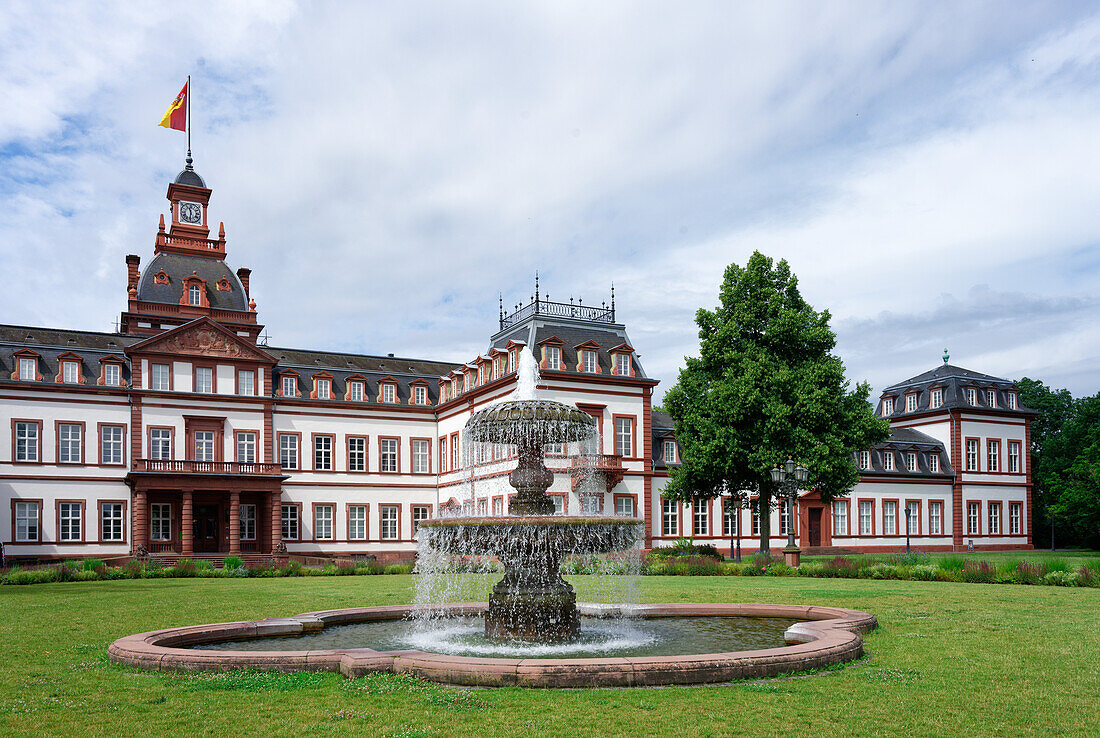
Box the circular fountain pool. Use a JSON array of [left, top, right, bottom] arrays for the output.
[[195, 614, 800, 659]]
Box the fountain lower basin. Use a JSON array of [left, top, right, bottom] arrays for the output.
[[108, 602, 877, 687]]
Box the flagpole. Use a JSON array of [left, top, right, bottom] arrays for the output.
[[187, 74, 191, 159]]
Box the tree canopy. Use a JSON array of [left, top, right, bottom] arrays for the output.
[[662, 252, 890, 553]]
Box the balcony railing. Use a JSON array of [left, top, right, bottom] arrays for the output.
[[132, 459, 284, 475], [500, 297, 615, 330], [570, 454, 625, 493]]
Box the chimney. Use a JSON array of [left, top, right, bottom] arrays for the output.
[[237, 267, 251, 297], [125, 255, 141, 291]]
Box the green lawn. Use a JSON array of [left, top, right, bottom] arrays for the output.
[[800, 547, 1100, 568], [1, 575, 1097, 737]]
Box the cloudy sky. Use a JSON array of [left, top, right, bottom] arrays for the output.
[[2, 1, 1099, 401]]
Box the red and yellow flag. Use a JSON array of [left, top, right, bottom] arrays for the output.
[[158, 82, 188, 132]]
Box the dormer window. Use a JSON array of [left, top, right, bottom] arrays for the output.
[[883, 451, 895, 471], [905, 394, 917, 412], [966, 388, 977, 405], [663, 440, 677, 463], [62, 360, 79, 384], [508, 350, 517, 373], [188, 284, 201, 305], [103, 363, 121, 387], [881, 397, 894, 416], [583, 351, 596, 373], [985, 389, 997, 407], [348, 380, 363, 402], [616, 353, 630, 376], [154, 269, 170, 285], [858, 451, 870, 469], [906, 452, 917, 471], [18, 356, 37, 381], [929, 453, 940, 473], [1006, 392, 1017, 409], [316, 378, 331, 400], [414, 386, 427, 405], [546, 346, 561, 370], [930, 388, 943, 408], [216, 277, 231, 292], [383, 383, 395, 403], [452, 378, 460, 397], [281, 375, 297, 397]]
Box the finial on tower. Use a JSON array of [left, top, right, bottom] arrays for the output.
[[943, 348, 950, 365], [611, 282, 616, 320], [185, 149, 194, 171], [535, 271, 540, 303]]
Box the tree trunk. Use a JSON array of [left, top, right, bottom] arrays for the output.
[[758, 490, 772, 557]]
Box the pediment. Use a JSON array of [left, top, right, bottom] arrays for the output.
[[128, 318, 275, 363]]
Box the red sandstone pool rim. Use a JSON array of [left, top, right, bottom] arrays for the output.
[[107, 603, 877, 688]]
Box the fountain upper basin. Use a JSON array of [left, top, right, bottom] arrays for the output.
[[417, 516, 643, 556]]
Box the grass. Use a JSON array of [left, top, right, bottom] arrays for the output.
[[0, 575, 1097, 736], [801, 548, 1100, 569]]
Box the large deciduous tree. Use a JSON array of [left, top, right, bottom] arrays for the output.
[[662, 252, 889, 555]]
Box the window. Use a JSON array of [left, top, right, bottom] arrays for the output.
[[1008, 441, 1020, 473], [883, 451, 895, 471], [62, 361, 79, 384], [580, 496, 600, 515], [664, 440, 677, 463], [967, 501, 980, 535], [882, 501, 897, 535], [966, 439, 979, 471], [723, 501, 738, 535], [583, 351, 596, 373], [450, 434, 459, 471], [348, 437, 366, 472], [382, 383, 396, 403], [752, 504, 761, 536], [380, 438, 398, 472], [779, 503, 791, 535], [101, 502, 124, 541], [662, 498, 678, 536], [236, 432, 256, 463], [616, 496, 635, 518], [693, 500, 709, 536], [989, 502, 1001, 535], [348, 381, 363, 401], [859, 501, 873, 535], [188, 283, 201, 305], [14, 501, 40, 542], [966, 388, 977, 405], [985, 389, 997, 407], [492, 497, 503, 516], [314, 505, 334, 540], [546, 346, 561, 371], [194, 431, 215, 462], [508, 350, 517, 373], [551, 495, 565, 515], [59, 503, 83, 541], [906, 501, 919, 534], [858, 451, 870, 470], [1009, 503, 1022, 535], [18, 356, 36, 381], [832, 501, 848, 535], [238, 370, 255, 396], [881, 397, 894, 416], [380, 505, 399, 540], [930, 388, 943, 408], [151, 363, 171, 390], [439, 438, 448, 472], [413, 505, 432, 530], [929, 453, 940, 473], [1006, 392, 1018, 409], [987, 440, 1000, 472], [316, 378, 331, 400], [905, 394, 917, 412], [281, 375, 297, 397], [150, 503, 172, 541], [929, 501, 942, 535], [412, 439, 430, 474], [240, 504, 257, 541], [349, 505, 367, 540], [615, 417, 634, 457], [100, 425, 124, 465], [906, 452, 917, 472], [104, 363, 121, 387], [14, 421, 39, 462], [414, 386, 427, 405], [279, 434, 299, 469], [195, 366, 213, 393], [616, 353, 630, 376], [150, 428, 172, 460], [59, 423, 82, 464], [281, 505, 300, 540], [314, 435, 333, 470]]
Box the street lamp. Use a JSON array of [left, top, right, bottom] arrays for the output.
[[904, 505, 911, 554], [770, 458, 810, 566]]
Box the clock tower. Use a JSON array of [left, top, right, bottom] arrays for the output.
[[162, 152, 214, 244]]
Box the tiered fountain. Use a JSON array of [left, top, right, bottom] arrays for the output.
[[109, 348, 876, 687]]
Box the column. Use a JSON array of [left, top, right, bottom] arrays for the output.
[[270, 490, 283, 553], [133, 489, 148, 555], [181, 490, 193, 556], [229, 491, 241, 555]]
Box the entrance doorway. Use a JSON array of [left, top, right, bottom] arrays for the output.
[[193, 504, 220, 553], [808, 507, 822, 547]]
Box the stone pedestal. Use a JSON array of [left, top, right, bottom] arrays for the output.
[[783, 545, 802, 567]]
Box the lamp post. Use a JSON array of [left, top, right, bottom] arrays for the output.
[[770, 458, 809, 567], [904, 505, 911, 554], [724, 493, 742, 563]]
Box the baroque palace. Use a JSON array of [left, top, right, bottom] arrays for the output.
[[1, 160, 1033, 563]]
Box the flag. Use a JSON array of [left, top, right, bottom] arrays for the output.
[[158, 82, 188, 132]]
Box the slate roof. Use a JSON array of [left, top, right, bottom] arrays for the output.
[[268, 346, 457, 405], [174, 167, 206, 188], [135, 253, 248, 311], [879, 363, 1033, 418], [0, 325, 136, 387], [860, 427, 954, 478]]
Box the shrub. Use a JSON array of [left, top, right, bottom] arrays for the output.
[[819, 556, 860, 578], [105, 566, 128, 580], [868, 563, 900, 580], [939, 555, 966, 573], [1014, 562, 1042, 585], [764, 561, 796, 577], [122, 561, 143, 579], [280, 560, 303, 577], [910, 564, 938, 581], [4, 568, 57, 585], [82, 558, 105, 573], [647, 543, 723, 561], [960, 560, 995, 584], [73, 570, 100, 581], [174, 559, 198, 577], [383, 563, 413, 575], [222, 555, 244, 571], [1041, 570, 1079, 587], [334, 561, 357, 576], [797, 561, 824, 578], [1076, 565, 1099, 588]]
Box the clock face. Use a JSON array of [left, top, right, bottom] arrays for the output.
[[179, 202, 202, 224]]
